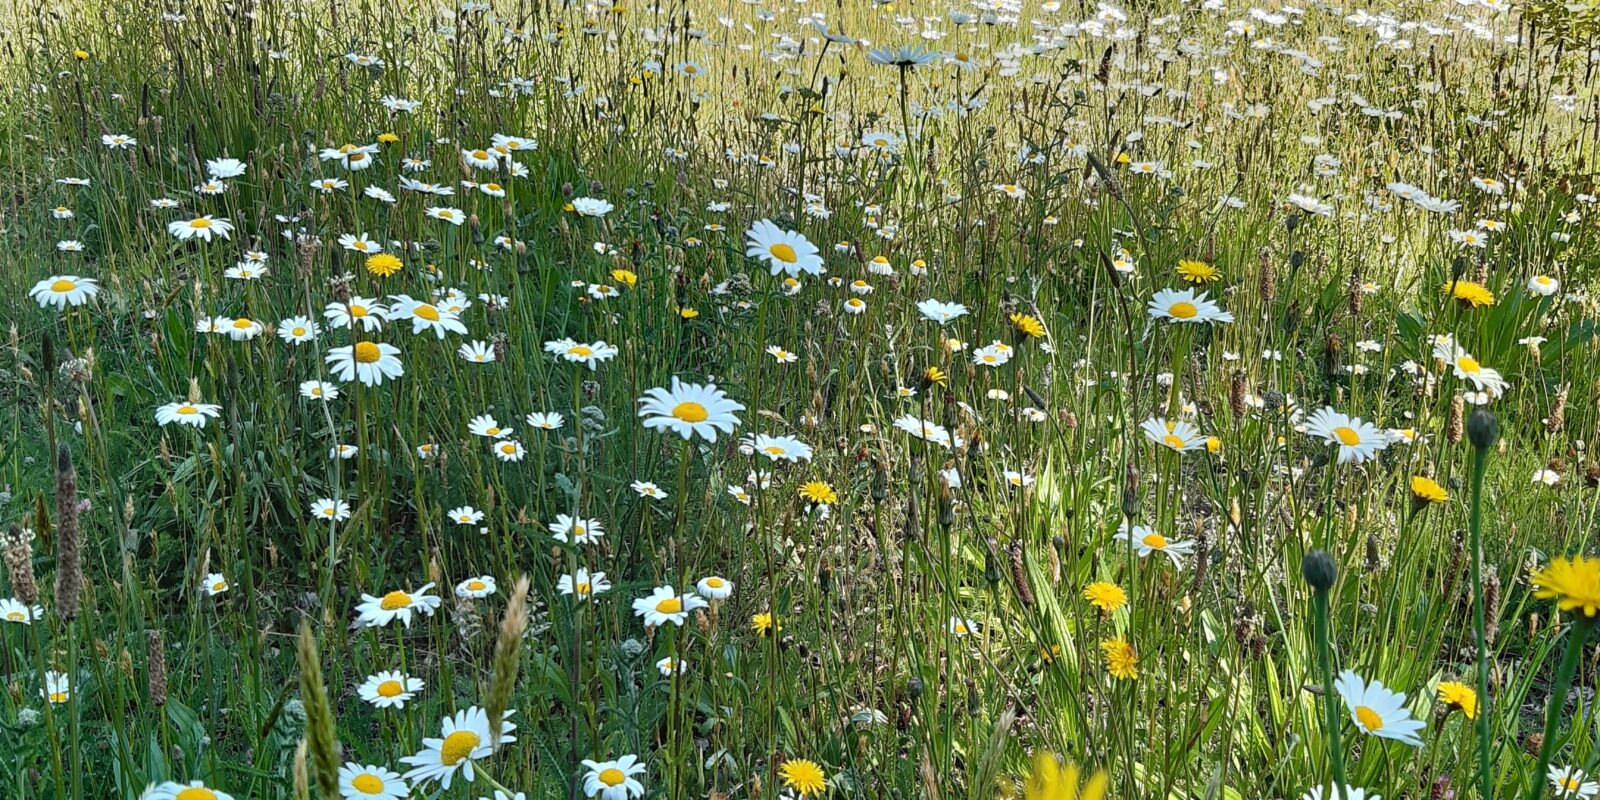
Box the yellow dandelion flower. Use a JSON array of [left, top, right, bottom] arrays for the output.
[[1410, 475, 1448, 504], [799, 481, 838, 506], [678, 307, 699, 319], [1024, 752, 1108, 800], [1437, 681, 1478, 720], [751, 612, 781, 636], [366, 253, 403, 278], [1443, 280, 1496, 308], [924, 366, 949, 387], [1099, 638, 1138, 680], [611, 268, 638, 287], [1177, 260, 1220, 284], [779, 758, 827, 797], [1082, 582, 1128, 614], [1532, 556, 1600, 617], [1010, 312, 1046, 339], [377, 132, 400, 144]]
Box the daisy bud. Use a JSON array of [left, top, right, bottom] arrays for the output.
[[1301, 549, 1337, 591], [1467, 408, 1498, 451]]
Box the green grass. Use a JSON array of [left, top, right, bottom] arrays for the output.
[[0, 0, 1599, 798]]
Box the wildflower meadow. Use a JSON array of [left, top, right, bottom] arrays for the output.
[[2, 0, 1600, 798]]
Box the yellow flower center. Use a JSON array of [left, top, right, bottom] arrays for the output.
[[485, 182, 502, 192], [769, 243, 799, 263], [1141, 533, 1169, 549], [349, 305, 368, 316], [175, 789, 218, 800], [575, 582, 591, 595], [705, 578, 723, 587], [212, 581, 226, 591], [655, 597, 683, 614], [292, 327, 307, 337], [1355, 705, 1384, 731], [765, 446, 786, 455], [50, 279, 77, 292], [351, 773, 384, 793], [379, 590, 411, 610], [354, 342, 382, 364], [1163, 434, 1186, 449], [569, 345, 594, 357], [600, 768, 627, 786], [467, 580, 486, 591], [376, 679, 404, 697], [672, 402, 709, 423], [232, 318, 254, 329], [1563, 778, 1580, 792], [6, 612, 23, 621], [415, 304, 441, 321], [472, 150, 489, 159], [190, 218, 212, 229], [1333, 426, 1362, 446], [1168, 301, 1198, 319], [439, 730, 481, 765], [1457, 356, 1481, 374], [500, 443, 518, 454], [176, 405, 197, 415]]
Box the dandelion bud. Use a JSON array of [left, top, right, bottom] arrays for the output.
[[870, 461, 887, 503], [907, 676, 924, 699], [1121, 465, 1140, 519], [53, 445, 81, 620], [1467, 408, 1498, 451], [1447, 396, 1464, 443], [1301, 549, 1337, 591]]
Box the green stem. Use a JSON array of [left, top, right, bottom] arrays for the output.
[[1524, 616, 1597, 800]]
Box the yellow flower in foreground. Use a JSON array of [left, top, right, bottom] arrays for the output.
[[924, 366, 949, 387], [366, 253, 403, 277], [779, 758, 827, 797], [1443, 279, 1496, 308], [1177, 260, 1220, 283], [611, 268, 638, 287], [1010, 312, 1046, 339], [678, 307, 699, 319], [1437, 681, 1479, 720], [1024, 752, 1108, 800], [1410, 475, 1448, 505], [1099, 638, 1138, 680], [377, 132, 400, 144], [1083, 582, 1128, 614], [1532, 556, 1600, 617], [799, 481, 838, 506]]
